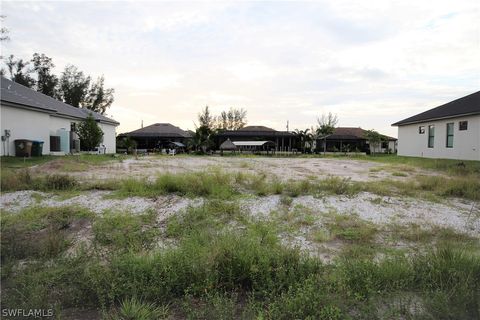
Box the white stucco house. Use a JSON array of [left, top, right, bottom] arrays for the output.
[[0, 77, 119, 156], [392, 91, 480, 161]]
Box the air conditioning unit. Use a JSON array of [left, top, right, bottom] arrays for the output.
[[50, 136, 61, 152]]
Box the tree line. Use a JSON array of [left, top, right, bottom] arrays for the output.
[[1, 54, 114, 115]]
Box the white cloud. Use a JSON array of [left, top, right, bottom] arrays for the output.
[[1, 0, 478, 139]]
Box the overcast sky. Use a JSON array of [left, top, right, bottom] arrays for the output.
[[1, 0, 479, 137]]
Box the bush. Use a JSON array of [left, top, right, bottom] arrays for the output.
[[1, 206, 92, 261], [106, 297, 167, 320], [43, 174, 77, 190]]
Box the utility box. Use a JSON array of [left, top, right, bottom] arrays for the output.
[[14, 139, 33, 157]]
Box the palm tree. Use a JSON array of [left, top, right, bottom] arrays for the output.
[[294, 128, 312, 153], [316, 113, 338, 155]]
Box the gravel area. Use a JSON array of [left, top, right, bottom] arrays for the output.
[[0, 190, 200, 216], [240, 193, 479, 236], [31, 156, 423, 182]]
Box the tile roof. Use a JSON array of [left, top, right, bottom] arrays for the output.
[[392, 91, 480, 126], [1, 76, 119, 125]]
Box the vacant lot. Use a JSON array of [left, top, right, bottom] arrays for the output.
[[1, 154, 479, 319]]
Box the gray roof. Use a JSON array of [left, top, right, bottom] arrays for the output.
[[219, 138, 237, 150], [124, 123, 192, 138], [1, 76, 119, 125], [232, 141, 275, 146], [392, 91, 480, 126], [238, 125, 276, 132]]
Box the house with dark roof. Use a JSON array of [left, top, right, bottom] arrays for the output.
[[119, 123, 192, 151], [320, 127, 397, 154], [392, 91, 480, 160], [216, 125, 298, 151], [0, 77, 119, 155]]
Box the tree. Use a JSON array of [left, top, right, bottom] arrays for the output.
[[1, 15, 9, 42], [5, 55, 35, 88], [57, 65, 90, 107], [294, 128, 313, 153], [31, 53, 58, 97], [198, 106, 214, 129], [316, 112, 338, 155], [191, 125, 215, 153], [77, 113, 104, 151], [216, 108, 247, 130], [364, 129, 384, 156], [117, 136, 137, 154], [83, 75, 115, 114]]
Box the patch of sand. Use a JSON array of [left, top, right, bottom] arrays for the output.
[[31, 156, 424, 182]]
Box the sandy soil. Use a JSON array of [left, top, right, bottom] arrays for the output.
[[32, 156, 419, 182], [2, 188, 478, 264]]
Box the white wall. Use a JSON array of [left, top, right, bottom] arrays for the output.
[[98, 122, 117, 154], [0, 104, 118, 155], [0, 105, 51, 156], [397, 115, 480, 161]]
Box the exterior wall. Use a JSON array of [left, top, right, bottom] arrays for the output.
[[0, 104, 117, 156], [0, 104, 51, 156], [397, 115, 480, 161], [99, 122, 116, 154]]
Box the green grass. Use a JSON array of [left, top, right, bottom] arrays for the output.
[[322, 211, 378, 243], [2, 155, 479, 318], [353, 154, 480, 176], [2, 210, 479, 319], [115, 170, 238, 199], [93, 210, 158, 251], [1, 206, 93, 260]]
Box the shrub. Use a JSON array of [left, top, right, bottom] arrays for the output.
[[106, 297, 167, 320], [43, 174, 77, 190]]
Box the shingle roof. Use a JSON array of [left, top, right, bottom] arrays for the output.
[[218, 125, 294, 138], [392, 91, 480, 126], [238, 126, 276, 132], [1, 76, 119, 125], [124, 123, 192, 138], [326, 127, 396, 141]]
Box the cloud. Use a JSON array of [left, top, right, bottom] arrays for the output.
[[1, 0, 478, 138]]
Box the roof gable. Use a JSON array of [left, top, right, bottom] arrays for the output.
[[392, 91, 480, 126]]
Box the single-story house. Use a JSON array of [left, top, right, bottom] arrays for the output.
[[118, 123, 192, 151], [319, 127, 397, 154], [0, 77, 119, 156], [216, 125, 298, 151], [392, 91, 480, 161]]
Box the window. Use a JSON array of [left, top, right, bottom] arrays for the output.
[[446, 123, 454, 148], [459, 121, 468, 131], [419, 126, 425, 134], [428, 125, 435, 148]]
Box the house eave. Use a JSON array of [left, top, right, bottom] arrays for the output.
[[1, 100, 57, 114], [392, 111, 480, 127]]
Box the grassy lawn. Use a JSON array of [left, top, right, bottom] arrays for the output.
[[1, 154, 479, 319]]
